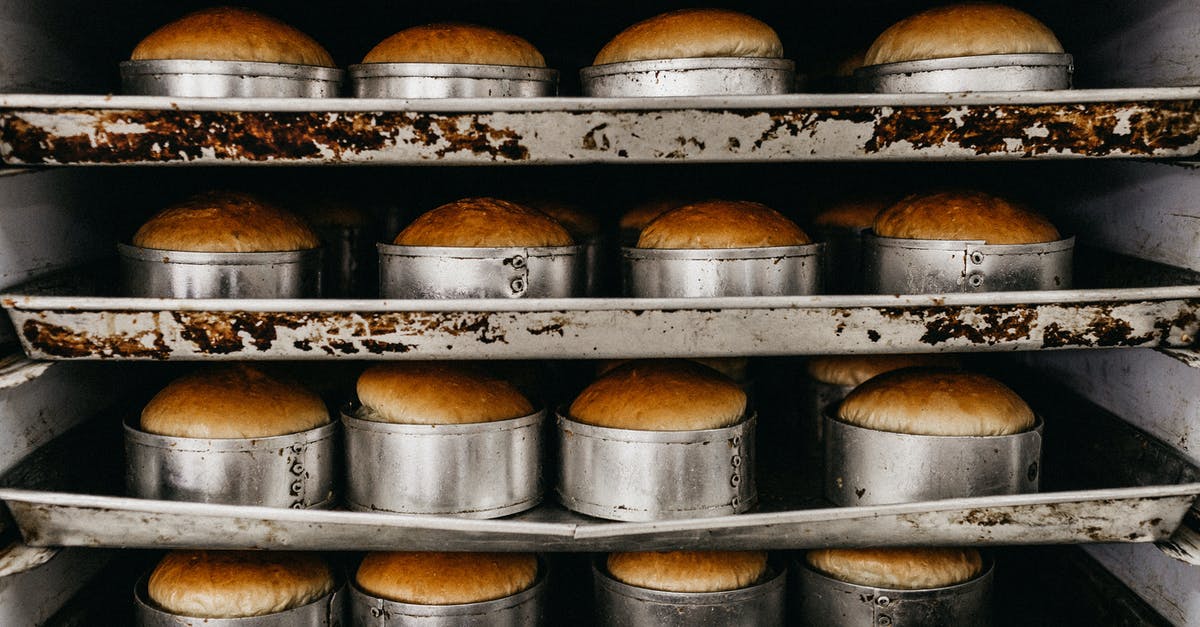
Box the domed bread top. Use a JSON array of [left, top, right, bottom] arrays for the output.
[[873, 191, 1060, 245], [363, 23, 545, 67], [140, 365, 330, 439], [594, 9, 783, 65], [521, 200, 601, 239], [864, 4, 1063, 66], [806, 354, 962, 387], [807, 548, 983, 590], [356, 552, 537, 605], [812, 198, 891, 230], [393, 197, 573, 248], [620, 198, 688, 232], [570, 359, 747, 431], [356, 362, 534, 425], [607, 551, 768, 593], [837, 369, 1035, 436], [131, 7, 334, 67], [834, 50, 868, 78], [637, 200, 810, 249], [132, 191, 320, 253], [147, 550, 334, 618]]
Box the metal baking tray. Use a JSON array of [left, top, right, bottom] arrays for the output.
[[0, 387, 1195, 551], [4, 252, 1198, 360], [1, 88, 1199, 165]]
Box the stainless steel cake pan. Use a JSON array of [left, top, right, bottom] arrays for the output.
[[797, 379, 854, 444], [134, 574, 346, 626], [342, 407, 544, 518], [377, 244, 585, 299], [117, 244, 322, 299], [855, 53, 1073, 93], [581, 57, 795, 97], [349, 63, 557, 98], [124, 417, 338, 509], [824, 413, 1042, 506], [120, 60, 343, 98], [349, 559, 546, 626], [622, 244, 825, 297], [862, 233, 1074, 294], [593, 559, 785, 627], [556, 412, 757, 521], [793, 557, 993, 626]]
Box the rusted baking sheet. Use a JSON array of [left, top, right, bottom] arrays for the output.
[[3, 287, 1198, 360], [0, 486, 1194, 552], [1, 89, 1199, 164]]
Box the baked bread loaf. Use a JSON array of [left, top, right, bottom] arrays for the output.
[[837, 369, 1035, 436], [607, 551, 768, 593], [131, 7, 334, 67], [812, 198, 891, 230], [357, 362, 534, 425], [133, 191, 319, 253], [356, 552, 537, 604], [620, 198, 688, 234], [637, 200, 810, 249], [141, 365, 329, 438], [595, 9, 783, 65], [570, 359, 747, 431], [806, 355, 962, 388], [148, 550, 334, 618], [521, 200, 600, 239], [864, 4, 1063, 66], [363, 24, 545, 67], [394, 198, 573, 248], [873, 191, 1060, 244], [807, 548, 983, 589]]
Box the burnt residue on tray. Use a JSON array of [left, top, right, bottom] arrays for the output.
[[22, 317, 171, 359]]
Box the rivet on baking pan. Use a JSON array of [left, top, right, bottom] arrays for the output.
[[968, 273, 985, 288], [509, 255, 527, 269], [731, 473, 741, 487], [510, 278, 527, 293], [732, 436, 742, 448], [970, 251, 986, 265], [1028, 461, 1039, 482], [878, 615, 893, 626], [731, 455, 742, 468], [291, 462, 305, 475], [731, 496, 741, 508], [876, 596, 891, 607]]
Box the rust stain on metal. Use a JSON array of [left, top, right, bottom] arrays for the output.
[[958, 509, 1016, 527], [21, 318, 169, 359], [3, 109, 529, 164], [877, 305, 1038, 346]]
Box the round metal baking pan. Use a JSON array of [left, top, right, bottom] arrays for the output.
[[121, 59, 343, 98], [134, 572, 347, 626], [622, 244, 825, 297], [117, 243, 322, 299], [581, 57, 795, 97], [861, 233, 1074, 294], [349, 63, 557, 98], [855, 53, 1073, 93], [377, 243, 585, 299]]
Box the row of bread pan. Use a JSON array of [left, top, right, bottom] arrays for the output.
[[127, 376, 1040, 522], [131, 551, 994, 626], [120, 53, 1072, 99], [117, 233, 1074, 300]]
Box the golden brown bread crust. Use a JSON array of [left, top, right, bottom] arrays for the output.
[[570, 359, 747, 431], [834, 50, 868, 78], [521, 200, 601, 239], [607, 551, 768, 593], [865, 4, 1063, 66], [141, 365, 330, 438], [807, 548, 983, 590], [357, 362, 534, 425], [363, 23, 545, 67], [805, 354, 962, 387], [620, 198, 688, 232], [356, 552, 537, 604], [133, 191, 319, 252], [637, 200, 810, 249], [131, 7, 334, 67], [394, 198, 573, 247], [148, 550, 334, 618], [812, 198, 891, 230], [837, 369, 1035, 436], [873, 191, 1060, 244], [595, 9, 783, 65]]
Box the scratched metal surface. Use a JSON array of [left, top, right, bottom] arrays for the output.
[[1, 89, 1199, 165]]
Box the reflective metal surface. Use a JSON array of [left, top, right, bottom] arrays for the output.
[[824, 413, 1042, 506], [793, 558, 993, 627], [117, 244, 322, 299], [378, 244, 585, 299], [134, 574, 346, 626], [622, 244, 824, 297], [862, 234, 1074, 294], [593, 560, 786, 626], [342, 408, 543, 518], [313, 224, 374, 298], [124, 418, 338, 509], [856, 54, 1073, 93], [348, 560, 546, 626], [120, 60, 343, 98], [555, 412, 757, 521], [581, 57, 795, 97], [797, 379, 854, 444], [349, 63, 557, 98]]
